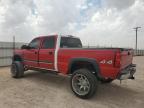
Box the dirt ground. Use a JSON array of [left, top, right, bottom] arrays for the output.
[[0, 56, 144, 108]]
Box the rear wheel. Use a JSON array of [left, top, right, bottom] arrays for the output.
[[11, 61, 24, 78], [71, 68, 98, 99]]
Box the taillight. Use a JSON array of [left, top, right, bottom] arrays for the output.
[[115, 52, 121, 68]]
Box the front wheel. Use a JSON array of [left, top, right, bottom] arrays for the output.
[[71, 69, 98, 99], [11, 61, 24, 78]]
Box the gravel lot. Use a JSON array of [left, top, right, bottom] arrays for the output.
[[0, 56, 144, 108]]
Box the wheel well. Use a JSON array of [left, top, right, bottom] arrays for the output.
[[70, 61, 96, 74], [13, 55, 22, 62]]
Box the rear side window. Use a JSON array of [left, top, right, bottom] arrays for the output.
[[42, 37, 55, 49], [60, 37, 82, 48]]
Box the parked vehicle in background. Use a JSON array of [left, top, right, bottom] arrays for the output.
[[11, 35, 136, 99]]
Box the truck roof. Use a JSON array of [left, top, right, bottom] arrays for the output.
[[36, 35, 79, 39]]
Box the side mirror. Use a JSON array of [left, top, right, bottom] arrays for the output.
[[21, 45, 31, 49]]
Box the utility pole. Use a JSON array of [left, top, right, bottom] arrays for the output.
[[133, 27, 141, 53], [13, 36, 15, 56]]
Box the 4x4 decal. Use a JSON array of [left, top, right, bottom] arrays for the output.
[[100, 60, 113, 64]]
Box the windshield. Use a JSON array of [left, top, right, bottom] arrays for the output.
[[60, 37, 82, 48]]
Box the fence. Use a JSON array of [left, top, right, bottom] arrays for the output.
[[0, 42, 144, 66], [134, 50, 144, 56], [0, 42, 25, 66]]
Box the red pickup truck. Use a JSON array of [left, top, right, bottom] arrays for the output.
[[11, 35, 136, 99]]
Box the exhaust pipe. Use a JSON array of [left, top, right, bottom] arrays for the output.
[[129, 76, 135, 80]]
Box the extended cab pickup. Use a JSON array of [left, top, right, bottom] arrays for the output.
[[11, 35, 136, 99]]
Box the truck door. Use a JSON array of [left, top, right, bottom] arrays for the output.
[[23, 38, 40, 67], [39, 36, 55, 70]]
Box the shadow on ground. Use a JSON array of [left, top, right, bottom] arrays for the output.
[[24, 70, 139, 107]]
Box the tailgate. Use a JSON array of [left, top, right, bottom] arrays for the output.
[[120, 49, 133, 69]]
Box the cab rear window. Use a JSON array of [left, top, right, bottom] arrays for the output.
[[60, 37, 82, 48]]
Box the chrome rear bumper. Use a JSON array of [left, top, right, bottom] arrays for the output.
[[118, 64, 136, 80]]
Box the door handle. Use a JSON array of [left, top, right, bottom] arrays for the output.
[[35, 52, 37, 54], [49, 51, 53, 55]]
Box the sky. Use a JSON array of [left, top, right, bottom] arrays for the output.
[[0, 0, 144, 49]]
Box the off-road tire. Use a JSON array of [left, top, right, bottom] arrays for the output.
[[71, 68, 98, 99], [11, 61, 24, 78]]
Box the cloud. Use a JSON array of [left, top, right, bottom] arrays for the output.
[[77, 0, 144, 49], [103, 0, 136, 10], [0, 0, 85, 42], [0, 0, 144, 49], [33, 0, 84, 34], [0, 0, 35, 41]]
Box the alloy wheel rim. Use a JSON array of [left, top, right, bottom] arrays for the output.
[[72, 74, 90, 96]]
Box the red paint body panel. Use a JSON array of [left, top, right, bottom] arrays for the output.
[[120, 50, 133, 69], [57, 49, 119, 79], [23, 49, 39, 67], [14, 35, 134, 80], [39, 49, 55, 69]]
